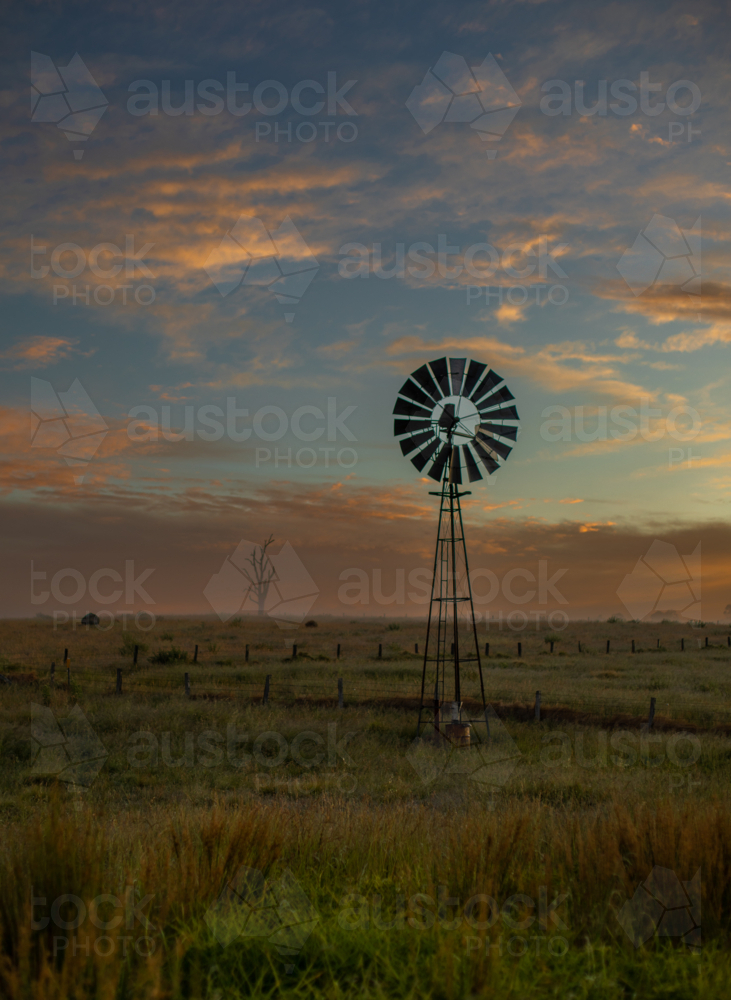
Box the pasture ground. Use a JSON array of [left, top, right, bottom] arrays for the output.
[[0, 615, 729, 999]]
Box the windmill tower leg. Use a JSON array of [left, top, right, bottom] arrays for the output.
[[418, 474, 487, 742]]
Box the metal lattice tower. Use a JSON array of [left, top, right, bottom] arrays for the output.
[[417, 472, 486, 738], [392, 356, 520, 742]]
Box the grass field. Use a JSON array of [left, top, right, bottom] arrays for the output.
[[1, 614, 730, 999]]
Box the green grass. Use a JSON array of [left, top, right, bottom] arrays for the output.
[[0, 615, 729, 998]]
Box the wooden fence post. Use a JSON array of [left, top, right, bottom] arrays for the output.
[[517, 642, 522, 657], [485, 642, 489, 657], [647, 697, 656, 730], [606, 640, 610, 653], [631, 639, 635, 653], [378, 643, 382, 659], [705, 636, 709, 648], [116, 669, 122, 695], [414, 643, 419, 654], [534, 690, 541, 722], [133, 645, 139, 665], [578, 641, 582, 653], [245, 644, 249, 662], [185, 673, 190, 697], [263, 675, 270, 705], [681, 638, 685, 651], [337, 643, 341, 659], [338, 677, 344, 709], [549, 640, 554, 653], [193, 644, 199, 663], [292, 644, 297, 659]]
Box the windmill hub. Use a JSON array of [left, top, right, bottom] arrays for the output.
[[435, 396, 480, 443]]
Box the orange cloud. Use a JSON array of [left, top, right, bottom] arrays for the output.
[[0, 336, 81, 369]]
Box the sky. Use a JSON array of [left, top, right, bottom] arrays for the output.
[[1, 0, 730, 625]]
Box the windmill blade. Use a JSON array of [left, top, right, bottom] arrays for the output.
[[476, 429, 512, 461], [473, 439, 500, 475], [471, 369, 503, 404], [448, 445, 462, 484], [479, 421, 519, 441], [399, 430, 434, 456], [428, 443, 452, 481], [462, 444, 483, 482], [448, 358, 466, 397], [394, 397, 432, 418], [462, 359, 487, 399], [428, 357, 450, 397], [475, 383, 514, 409], [394, 417, 431, 436], [397, 378, 436, 410], [476, 404, 519, 422], [410, 364, 442, 403], [412, 436, 440, 471]]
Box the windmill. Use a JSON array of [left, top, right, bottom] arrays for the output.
[[393, 357, 519, 743]]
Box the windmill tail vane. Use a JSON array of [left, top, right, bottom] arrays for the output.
[[392, 356, 520, 744]]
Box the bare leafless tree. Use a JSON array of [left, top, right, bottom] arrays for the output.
[[239, 535, 277, 615]]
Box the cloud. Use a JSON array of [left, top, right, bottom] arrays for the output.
[[494, 302, 527, 325], [657, 322, 731, 353], [0, 336, 81, 369], [4, 477, 731, 619], [385, 333, 661, 403], [600, 281, 731, 327]]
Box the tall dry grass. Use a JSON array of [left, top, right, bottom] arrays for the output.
[[2, 617, 731, 997], [0, 792, 729, 998]]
